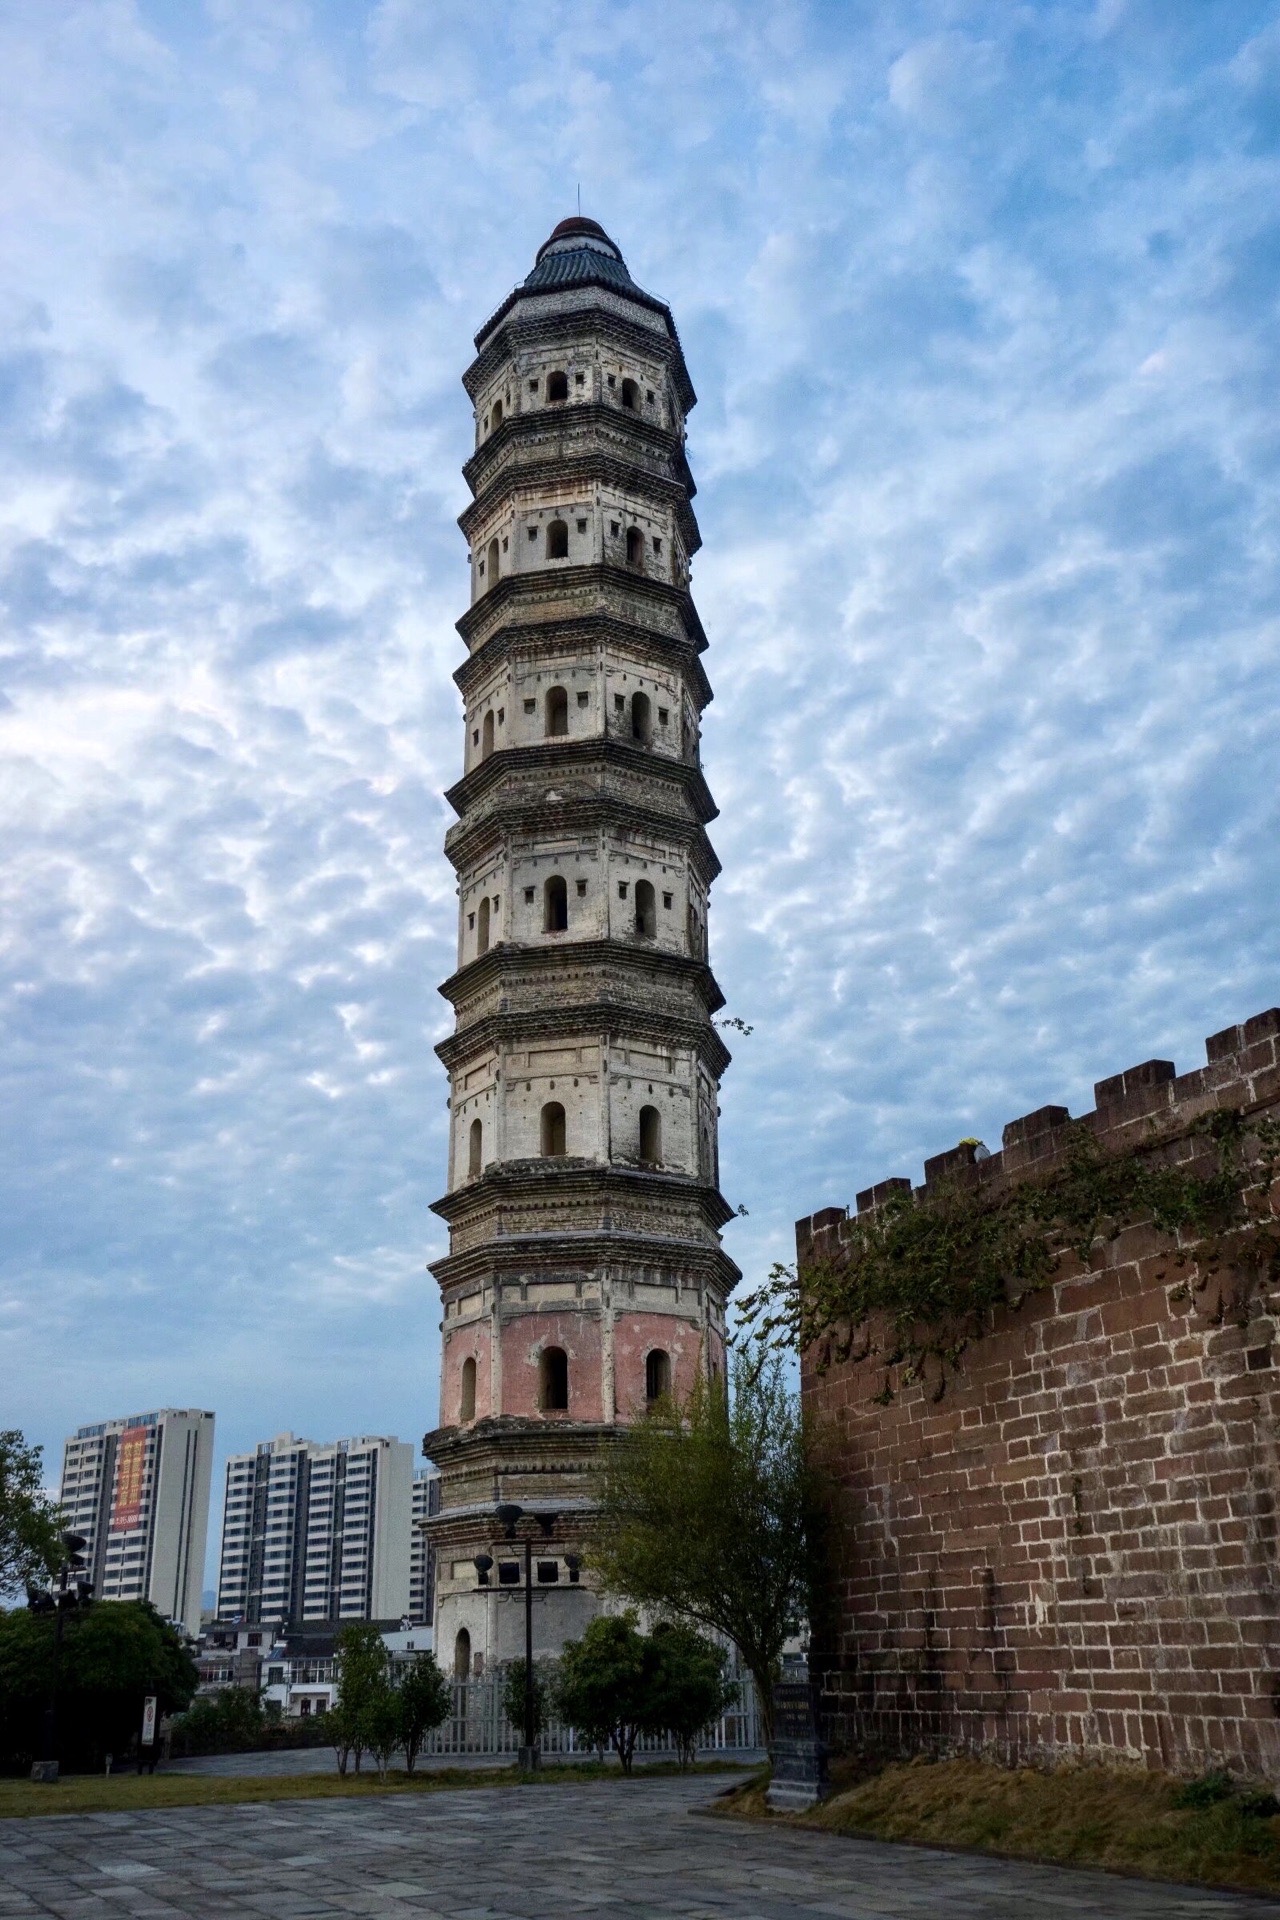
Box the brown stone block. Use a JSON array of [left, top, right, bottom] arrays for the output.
[[1242, 1005, 1280, 1048], [1245, 1062, 1280, 1105]]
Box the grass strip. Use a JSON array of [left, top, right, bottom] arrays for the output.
[[0, 1756, 745, 1821], [714, 1757, 1280, 1895]]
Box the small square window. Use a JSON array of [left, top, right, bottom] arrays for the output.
[[524, 887, 534, 903], [653, 536, 662, 554], [498, 1561, 520, 1586], [576, 879, 587, 897], [574, 371, 585, 385], [524, 697, 536, 713], [610, 520, 620, 536], [646, 389, 654, 403], [576, 690, 589, 706], [614, 693, 625, 712], [663, 892, 673, 909], [529, 378, 539, 391], [467, 913, 475, 929], [472, 730, 479, 746], [618, 882, 628, 898], [528, 526, 538, 541], [577, 518, 587, 533], [607, 373, 616, 388], [478, 560, 485, 574], [497, 708, 505, 724], [658, 707, 668, 725]]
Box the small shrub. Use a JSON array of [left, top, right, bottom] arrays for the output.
[[1175, 1770, 1236, 1809]]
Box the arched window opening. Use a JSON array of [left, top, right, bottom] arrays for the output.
[[540, 1101, 566, 1157], [645, 1348, 671, 1403], [639, 1104, 662, 1164], [543, 875, 568, 933], [626, 526, 644, 571], [634, 879, 657, 940], [460, 1355, 477, 1421], [540, 1345, 569, 1410], [621, 377, 639, 410], [453, 1628, 471, 1680], [491, 398, 503, 429], [545, 686, 569, 737], [481, 710, 495, 758], [486, 537, 500, 588], [547, 519, 569, 560], [546, 370, 569, 403], [468, 1117, 482, 1177], [630, 691, 651, 745]]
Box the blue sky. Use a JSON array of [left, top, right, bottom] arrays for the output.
[[3, 0, 1279, 1587]]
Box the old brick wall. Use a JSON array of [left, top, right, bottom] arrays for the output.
[[800, 1007, 1280, 1779]]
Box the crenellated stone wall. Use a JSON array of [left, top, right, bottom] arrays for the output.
[[798, 1006, 1280, 1779]]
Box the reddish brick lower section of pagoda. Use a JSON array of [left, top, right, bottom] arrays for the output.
[[441, 1306, 717, 1427]]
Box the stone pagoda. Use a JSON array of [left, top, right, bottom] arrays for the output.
[[423, 218, 736, 1679]]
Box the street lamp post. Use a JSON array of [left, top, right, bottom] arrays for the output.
[[28, 1532, 92, 1784], [494, 1503, 557, 1771]]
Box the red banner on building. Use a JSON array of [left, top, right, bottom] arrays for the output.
[[110, 1427, 147, 1531]]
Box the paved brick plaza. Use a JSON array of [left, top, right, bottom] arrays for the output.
[[0, 1775, 1274, 1920]]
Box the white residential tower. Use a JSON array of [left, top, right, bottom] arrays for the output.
[[58, 1408, 214, 1638], [216, 1432, 412, 1625]]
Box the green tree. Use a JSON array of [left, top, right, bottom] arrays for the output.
[[363, 1679, 404, 1783], [0, 1431, 63, 1597], [331, 1622, 389, 1775], [592, 1341, 812, 1739], [500, 1658, 556, 1747], [172, 1685, 264, 1756], [398, 1653, 451, 1774], [642, 1624, 737, 1769], [0, 1600, 196, 1772], [557, 1613, 648, 1772]]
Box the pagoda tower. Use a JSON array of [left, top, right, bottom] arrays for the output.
[[423, 218, 736, 1677]]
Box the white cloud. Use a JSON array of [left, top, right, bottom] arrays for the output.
[[1, 1, 1278, 1581]]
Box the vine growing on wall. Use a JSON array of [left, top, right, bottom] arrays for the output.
[[736, 1112, 1280, 1401]]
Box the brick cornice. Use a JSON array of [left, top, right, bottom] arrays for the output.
[[430, 1153, 737, 1234], [437, 935, 726, 1020], [455, 564, 708, 655], [452, 611, 713, 711], [435, 1001, 731, 1079], [444, 734, 717, 828]]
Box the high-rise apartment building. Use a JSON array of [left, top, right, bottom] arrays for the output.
[[216, 1433, 412, 1625], [409, 1467, 440, 1627], [58, 1408, 214, 1638]]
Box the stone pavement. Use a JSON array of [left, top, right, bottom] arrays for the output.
[[1, 1773, 1276, 1920]]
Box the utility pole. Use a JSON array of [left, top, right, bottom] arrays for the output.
[[28, 1532, 92, 1783], [494, 1503, 557, 1771]]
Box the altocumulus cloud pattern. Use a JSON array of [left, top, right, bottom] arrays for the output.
[[2, 2, 1279, 1573]]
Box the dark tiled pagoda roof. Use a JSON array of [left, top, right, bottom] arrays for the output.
[[522, 242, 640, 297], [474, 217, 674, 348]]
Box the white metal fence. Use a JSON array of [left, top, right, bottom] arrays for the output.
[[417, 1675, 762, 1759]]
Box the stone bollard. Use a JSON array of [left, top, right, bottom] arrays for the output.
[[766, 1678, 830, 1812]]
